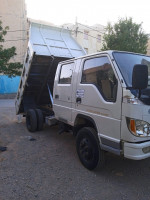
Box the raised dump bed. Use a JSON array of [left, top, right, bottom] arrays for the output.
[[15, 22, 86, 115]]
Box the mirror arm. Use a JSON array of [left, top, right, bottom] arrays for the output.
[[138, 89, 141, 98], [126, 87, 141, 98]]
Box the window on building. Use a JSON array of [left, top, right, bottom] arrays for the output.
[[97, 35, 101, 43], [81, 56, 118, 102], [84, 30, 89, 40], [59, 63, 74, 84]]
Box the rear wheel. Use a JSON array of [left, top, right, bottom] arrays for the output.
[[35, 109, 44, 131], [76, 127, 105, 170], [26, 109, 37, 132]]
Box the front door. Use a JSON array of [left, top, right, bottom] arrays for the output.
[[75, 54, 122, 142]]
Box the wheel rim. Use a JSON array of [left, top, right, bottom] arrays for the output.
[[79, 137, 94, 162]]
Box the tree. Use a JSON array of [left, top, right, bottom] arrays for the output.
[[0, 20, 23, 77], [102, 18, 149, 54]]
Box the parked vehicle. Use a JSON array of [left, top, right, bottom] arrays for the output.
[[16, 22, 150, 170]]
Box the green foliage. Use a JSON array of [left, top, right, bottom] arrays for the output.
[[0, 20, 23, 77], [102, 18, 149, 54]]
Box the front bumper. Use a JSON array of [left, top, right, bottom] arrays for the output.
[[124, 141, 150, 160]]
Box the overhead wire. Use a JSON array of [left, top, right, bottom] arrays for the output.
[[72, 29, 104, 42], [77, 22, 105, 34], [75, 30, 102, 41]]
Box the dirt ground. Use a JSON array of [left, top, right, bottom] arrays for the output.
[[0, 99, 150, 200]]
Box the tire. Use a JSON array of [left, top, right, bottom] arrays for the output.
[[26, 109, 37, 132], [76, 127, 105, 170], [35, 109, 44, 131]]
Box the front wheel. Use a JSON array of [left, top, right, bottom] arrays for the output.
[[76, 127, 105, 170]]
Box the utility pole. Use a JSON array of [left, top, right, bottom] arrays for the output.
[[75, 17, 78, 38]]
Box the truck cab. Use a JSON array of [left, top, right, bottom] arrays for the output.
[[53, 50, 150, 169]]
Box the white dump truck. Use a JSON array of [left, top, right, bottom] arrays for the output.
[[16, 22, 150, 170]]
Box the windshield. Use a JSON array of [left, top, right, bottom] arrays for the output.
[[113, 52, 150, 88]]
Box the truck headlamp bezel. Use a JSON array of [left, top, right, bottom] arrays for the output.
[[126, 118, 150, 137]]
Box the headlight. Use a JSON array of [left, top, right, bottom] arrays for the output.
[[126, 118, 150, 137]]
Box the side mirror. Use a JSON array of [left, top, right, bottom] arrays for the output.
[[132, 64, 148, 90]]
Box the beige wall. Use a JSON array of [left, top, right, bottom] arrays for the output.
[[147, 38, 150, 56], [0, 0, 28, 63], [62, 23, 105, 54]]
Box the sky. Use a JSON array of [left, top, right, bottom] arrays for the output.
[[25, 0, 150, 34]]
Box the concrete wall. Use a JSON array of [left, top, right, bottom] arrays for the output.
[[0, 75, 20, 94]]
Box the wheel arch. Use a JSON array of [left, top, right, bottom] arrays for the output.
[[73, 114, 98, 136]]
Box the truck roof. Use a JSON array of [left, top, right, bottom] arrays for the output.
[[57, 50, 114, 64], [58, 50, 149, 65]]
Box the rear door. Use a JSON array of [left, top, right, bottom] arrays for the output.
[[53, 61, 75, 124]]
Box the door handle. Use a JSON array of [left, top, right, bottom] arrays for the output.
[[55, 94, 59, 99], [76, 97, 82, 103]]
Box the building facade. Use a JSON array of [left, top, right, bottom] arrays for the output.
[[0, 0, 28, 64], [0, 0, 27, 95], [62, 22, 105, 54]]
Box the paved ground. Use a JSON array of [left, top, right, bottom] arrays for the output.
[[0, 99, 150, 200]]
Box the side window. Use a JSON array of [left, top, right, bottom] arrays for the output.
[[59, 63, 74, 84], [81, 56, 118, 102]]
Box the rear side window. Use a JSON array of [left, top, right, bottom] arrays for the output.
[[81, 56, 118, 102], [59, 63, 74, 84]]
